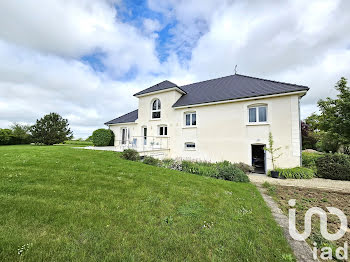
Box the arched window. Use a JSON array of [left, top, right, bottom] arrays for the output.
[[151, 99, 161, 119]]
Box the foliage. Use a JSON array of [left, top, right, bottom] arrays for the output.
[[120, 149, 140, 161], [181, 160, 218, 177], [92, 129, 113, 146], [316, 154, 350, 181], [302, 152, 323, 175], [0, 129, 12, 145], [142, 156, 161, 166], [159, 158, 182, 171], [0, 145, 294, 261], [315, 131, 341, 153], [269, 167, 314, 179], [31, 113, 73, 145], [311, 77, 350, 153], [301, 121, 318, 150], [0, 124, 32, 145], [216, 161, 250, 182], [234, 162, 254, 174], [264, 132, 282, 170]]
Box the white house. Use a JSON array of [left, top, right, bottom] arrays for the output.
[[105, 74, 309, 173]]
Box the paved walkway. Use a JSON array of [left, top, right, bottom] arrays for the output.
[[249, 173, 350, 193], [75, 146, 120, 151]]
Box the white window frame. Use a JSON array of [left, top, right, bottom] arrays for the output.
[[184, 112, 197, 127], [121, 127, 129, 145], [184, 142, 196, 151], [151, 99, 161, 119], [248, 105, 267, 123], [158, 125, 168, 136]]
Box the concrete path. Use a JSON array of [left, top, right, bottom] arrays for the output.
[[75, 146, 120, 152], [249, 173, 350, 193], [257, 185, 318, 262]]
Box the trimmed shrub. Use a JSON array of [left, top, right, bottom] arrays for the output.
[[92, 129, 113, 146], [121, 149, 140, 161], [143, 156, 160, 166], [316, 154, 350, 181], [270, 167, 314, 179], [216, 161, 250, 182], [234, 162, 254, 174], [302, 152, 323, 175]]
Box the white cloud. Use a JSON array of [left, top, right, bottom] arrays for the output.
[[1, 0, 350, 137]]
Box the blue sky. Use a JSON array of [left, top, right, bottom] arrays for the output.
[[0, 0, 349, 138]]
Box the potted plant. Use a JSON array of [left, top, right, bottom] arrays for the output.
[[264, 132, 282, 178]]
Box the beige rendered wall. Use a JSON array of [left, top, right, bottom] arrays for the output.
[[171, 95, 302, 170], [109, 91, 302, 170]]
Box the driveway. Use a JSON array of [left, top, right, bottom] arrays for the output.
[[249, 173, 350, 193]]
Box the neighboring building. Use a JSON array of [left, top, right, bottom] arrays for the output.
[[105, 74, 309, 173]]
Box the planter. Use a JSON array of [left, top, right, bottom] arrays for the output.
[[270, 171, 279, 179]]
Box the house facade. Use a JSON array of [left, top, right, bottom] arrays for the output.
[[105, 74, 309, 173]]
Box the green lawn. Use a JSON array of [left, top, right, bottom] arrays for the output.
[[0, 145, 294, 261]]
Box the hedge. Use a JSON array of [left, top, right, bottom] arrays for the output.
[[316, 154, 350, 181], [92, 129, 113, 146], [302, 152, 323, 175]]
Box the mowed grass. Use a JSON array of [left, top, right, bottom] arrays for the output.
[[0, 145, 294, 261]]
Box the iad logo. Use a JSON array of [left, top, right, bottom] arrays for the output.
[[288, 199, 348, 260]]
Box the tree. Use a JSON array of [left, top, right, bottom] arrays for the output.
[[10, 123, 32, 144], [264, 132, 282, 170], [0, 129, 12, 145], [301, 121, 318, 150], [31, 113, 73, 145], [316, 77, 350, 153]]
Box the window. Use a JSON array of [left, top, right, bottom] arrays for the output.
[[248, 105, 267, 123], [185, 112, 196, 126], [185, 142, 196, 150], [158, 125, 168, 136], [121, 128, 129, 144], [152, 99, 161, 119]]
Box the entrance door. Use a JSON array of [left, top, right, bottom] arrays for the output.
[[142, 127, 147, 145], [251, 144, 265, 174], [121, 128, 128, 145]]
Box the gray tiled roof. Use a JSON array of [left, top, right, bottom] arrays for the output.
[[133, 80, 182, 96], [106, 74, 309, 125], [104, 109, 138, 125], [172, 74, 309, 107]]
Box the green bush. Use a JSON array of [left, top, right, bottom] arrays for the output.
[[92, 129, 113, 146], [234, 162, 254, 174], [270, 167, 314, 179], [316, 154, 350, 181], [216, 161, 250, 182], [302, 152, 323, 175], [120, 149, 140, 161], [143, 156, 160, 166], [160, 159, 182, 171], [181, 161, 218, 177], [0, 129, 12, 145]]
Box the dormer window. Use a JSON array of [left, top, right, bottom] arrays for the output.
[[152, 99, 161, 119]]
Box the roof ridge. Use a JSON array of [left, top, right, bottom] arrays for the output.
[[179, 74, 236, 88], [235, 74, 309, 88]]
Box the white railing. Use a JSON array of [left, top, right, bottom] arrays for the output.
[[115, 136, 169, 152]]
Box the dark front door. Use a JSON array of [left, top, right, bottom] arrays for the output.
[[252, 144, 265, 174]]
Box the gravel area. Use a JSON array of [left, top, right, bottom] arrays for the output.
[[249, 173, 350, 193]]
